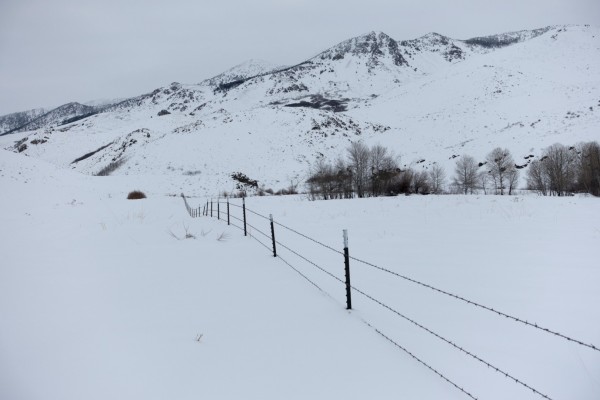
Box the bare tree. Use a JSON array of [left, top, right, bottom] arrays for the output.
[[543, 143, 576, 196], [369, 144, 388, 196], [477, 170, 490, 194], [577, 141, 600, 196], [486, 148, 518, 195], [526, 159, 547, 195], [369, 145, 400, 196], [334, 157, 354, 199], [428, 164, 446, 194], [411, 170, 430, 194], [453, 155, 478, 194], [527, 143, 578, 196], [347, 141, 370, 198]]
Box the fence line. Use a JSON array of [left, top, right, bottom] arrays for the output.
[[181, 194, 598, 399], [347, 255, 599, 353], [349, 284, 552, 399], [210, 197, 599, 354]]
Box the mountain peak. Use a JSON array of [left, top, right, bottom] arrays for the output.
[[315, 31, 408, 67]]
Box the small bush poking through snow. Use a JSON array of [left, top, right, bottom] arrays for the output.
[[216, 232, 230, 242], [168, 223, 196, 240], [127, 190, 147, 200]]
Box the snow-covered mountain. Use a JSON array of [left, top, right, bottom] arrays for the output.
[[0, 102, 106, 135], [0, 107, 47, 135], [1, 25, 598, 195]]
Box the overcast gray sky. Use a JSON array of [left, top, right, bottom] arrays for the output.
[[1, 0, 598, 115]]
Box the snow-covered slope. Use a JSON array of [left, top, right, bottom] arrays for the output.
[[0, 107, 47, 135], [201, 59, 284, 87], [0, 102, 101, 136], [1, 25, 598, 194], [1, 148, 599, 400]]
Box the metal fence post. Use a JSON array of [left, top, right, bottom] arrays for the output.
[[343, 229, 352, 310], [242, 197, 247, 236], [210, 200, 213, 218], [227, 198, 230, 225], [217, 199, 220, 220], [270, 214, 277, 257]]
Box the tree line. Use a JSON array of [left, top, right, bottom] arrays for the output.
[[306, 141, 600, 199], [526, 141, 600, 196]]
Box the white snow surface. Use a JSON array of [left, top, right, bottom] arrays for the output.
[[1, 149, 599, 400]]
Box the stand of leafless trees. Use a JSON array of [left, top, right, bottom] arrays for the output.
[[307, 140, 600, 200], [527, 141, 600, 196], [307, 142, 446, 200]]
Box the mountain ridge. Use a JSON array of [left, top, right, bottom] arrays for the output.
[[1, 24, 598, 195]]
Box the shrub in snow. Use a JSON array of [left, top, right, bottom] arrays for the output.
[[127, 190, 147, 200], [157, 109, 171, 116], [95, 158, 126, 176]]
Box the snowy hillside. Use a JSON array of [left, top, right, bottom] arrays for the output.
[[1, 146, 599, 400], [0, 107, 47, 135], [1, 25, 599, 194], [0, 102, 104, 136]]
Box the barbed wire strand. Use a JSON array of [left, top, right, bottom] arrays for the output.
[[276, 254, 328, 294], [249, 234, 272, 252], [274, 220, 345, 255], [350, 284, 553, 400], [245, 222, 272, 241], [245, 207, 271, 221], [361, 319, 479, 400], [349, 255, 599, 353], [275, 240, 346, 284], [226, 204, 344, 255], [212, 204, 332, 296]]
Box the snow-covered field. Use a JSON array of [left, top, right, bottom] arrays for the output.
[[1, 150, 599, 400]]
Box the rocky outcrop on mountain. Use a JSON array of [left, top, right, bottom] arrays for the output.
[[315, 31, 409, 68], [401, 32, 467, 63]]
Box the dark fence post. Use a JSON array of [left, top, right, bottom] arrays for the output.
[[343, 229, 352, 310], [210, 200, 213, 218], [217, 199, 220, 220], [227, 198, 230, 225], [242, 197, 247, 236], [270, 214, 277, 257], [205, 201, 208, 216]]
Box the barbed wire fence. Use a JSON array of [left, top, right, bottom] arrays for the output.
[[180, 194, 598, 399]]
